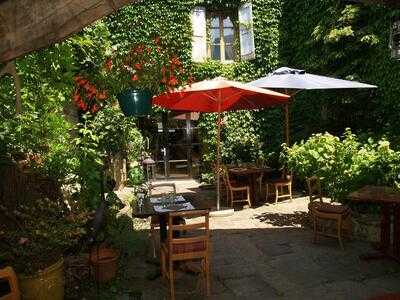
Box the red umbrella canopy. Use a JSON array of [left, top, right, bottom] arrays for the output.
[[152, 77, 290, 112]]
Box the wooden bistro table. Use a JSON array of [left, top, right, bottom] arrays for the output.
[[229, 166, 272, 203], [132, 194, 208, 243], [348, 185, 400, 262], [132, 194, 209, 278]]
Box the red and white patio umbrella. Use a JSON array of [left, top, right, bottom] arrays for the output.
[[153, 77, 290, 210]]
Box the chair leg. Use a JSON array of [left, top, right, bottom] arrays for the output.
[[150, 224, 157, 258], [275, 186, 279, 204], [247, 187, 251, 207], [230, 191, 234, 207], [289, 183, 293, 202], [161, 248, 166, 280], [204, 257, 210, 297], [338, 218, 344, 250], [169, 260, 175, 300], [313, 216, 318, 244], [266, 184, 269, 202]]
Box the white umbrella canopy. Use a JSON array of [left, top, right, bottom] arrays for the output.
[[249, 67, 377, 90], [249, 67, 377, 145]]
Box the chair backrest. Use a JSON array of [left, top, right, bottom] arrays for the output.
[[281, 168, 293, 181], [149, 182, 176, 196], [306, 176, 323, 202], [167, 210, 210, 259], [220, 166, 232, 189]]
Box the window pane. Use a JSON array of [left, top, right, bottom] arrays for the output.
[[211, 44, 221, 60], [223, 16, 233, 27], [210, 16, 219, 28], [225, 45, 235, 60], [224, 27, 234, 44], [210, 28, 220, 44]]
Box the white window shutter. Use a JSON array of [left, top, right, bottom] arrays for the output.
[[239, 2, 255, 61], [191, 7, 207, 62]]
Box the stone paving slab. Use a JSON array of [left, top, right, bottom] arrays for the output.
[[122, 179, 400, 299]]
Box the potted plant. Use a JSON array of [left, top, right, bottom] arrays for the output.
[[103, 37, 190, 117], [0, 194, 89, 300]]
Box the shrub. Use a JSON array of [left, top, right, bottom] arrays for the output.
[[281, 129, 400, 202]]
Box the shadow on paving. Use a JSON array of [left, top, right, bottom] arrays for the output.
[[254, 211, 310, 227], [122, 226, 400, 300]]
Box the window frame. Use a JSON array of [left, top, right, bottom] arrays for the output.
[[206, 10, 239, 63]]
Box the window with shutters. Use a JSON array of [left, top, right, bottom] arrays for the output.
[[191, 3, 255, 63], [207, 11, 237, 62]]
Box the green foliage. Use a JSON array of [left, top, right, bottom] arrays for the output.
[[0, 196, 90, 275], [282, 129, 400, 202], [280, 0, 400, 143], [127, 166, 145, 187]]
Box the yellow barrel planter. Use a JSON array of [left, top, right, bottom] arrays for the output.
[[18, 258, 64, 300]]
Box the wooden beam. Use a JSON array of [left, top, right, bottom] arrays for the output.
[[0, 0, 141, 63]]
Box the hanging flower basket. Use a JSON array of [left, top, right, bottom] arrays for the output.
[[117, 88, 152, 117]]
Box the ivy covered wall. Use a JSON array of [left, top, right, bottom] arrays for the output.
[[279, 1, 400, 143], [1, 0, 400, 180]]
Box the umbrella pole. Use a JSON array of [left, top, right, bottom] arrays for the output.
[[216, 109, 222, 211], [284, 103, 290, 146]]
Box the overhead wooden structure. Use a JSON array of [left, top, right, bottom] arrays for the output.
[[0, 0, 140, 63], [351, 0, 400, 7]]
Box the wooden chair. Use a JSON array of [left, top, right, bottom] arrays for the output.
[[149, 183, 177, 258], [306, 176, 351, 250], [0, 266, 20, 300], [221, 166, 251, 208], [160, 210, 210, 300], [265, 169, 293, 204]]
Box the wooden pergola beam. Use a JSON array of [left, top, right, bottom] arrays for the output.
[[0, 0, 141, 63]]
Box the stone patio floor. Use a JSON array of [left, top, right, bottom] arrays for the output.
[[121, 179, 400, 300]]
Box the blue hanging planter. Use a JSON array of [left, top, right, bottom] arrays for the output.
[[117, 89, 152, 117]]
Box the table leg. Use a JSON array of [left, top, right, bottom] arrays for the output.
[[393, 204, 400, 259], [159, 214, 167, 244], [380, 204, 391, 251], [359, 204, 392, 261], [251, 173, 258, 203]]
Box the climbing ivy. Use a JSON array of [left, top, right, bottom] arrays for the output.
[[2, 0, 400, 183]]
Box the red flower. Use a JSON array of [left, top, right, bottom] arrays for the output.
[[91, 104, 99, 113], [73, 91, 81, 103], [133, 44, 145, 54], [154, 36, 161, 45], [131, 74, 139, 81], [134, 63, 142, 70], [168, 76, 178, 87], [97, 91, 107, 101], [104, 58, 113, 71], [74, 75, 82, 84], [171, 56, 182, 66], [188, 75, 194, 86], [156, 47, 161, 54]]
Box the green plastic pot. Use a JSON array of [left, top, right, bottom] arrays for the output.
[[117, 89, 152, 117]]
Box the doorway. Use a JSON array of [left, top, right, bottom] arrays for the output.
[[153, 112, 201, 179]]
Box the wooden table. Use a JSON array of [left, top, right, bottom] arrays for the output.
[[229, 166, 272, 203], [348, 185, 400, 262], [132, 194, 208, 242]]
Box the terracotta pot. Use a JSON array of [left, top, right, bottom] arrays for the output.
[[89, 246, 119, 283]]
